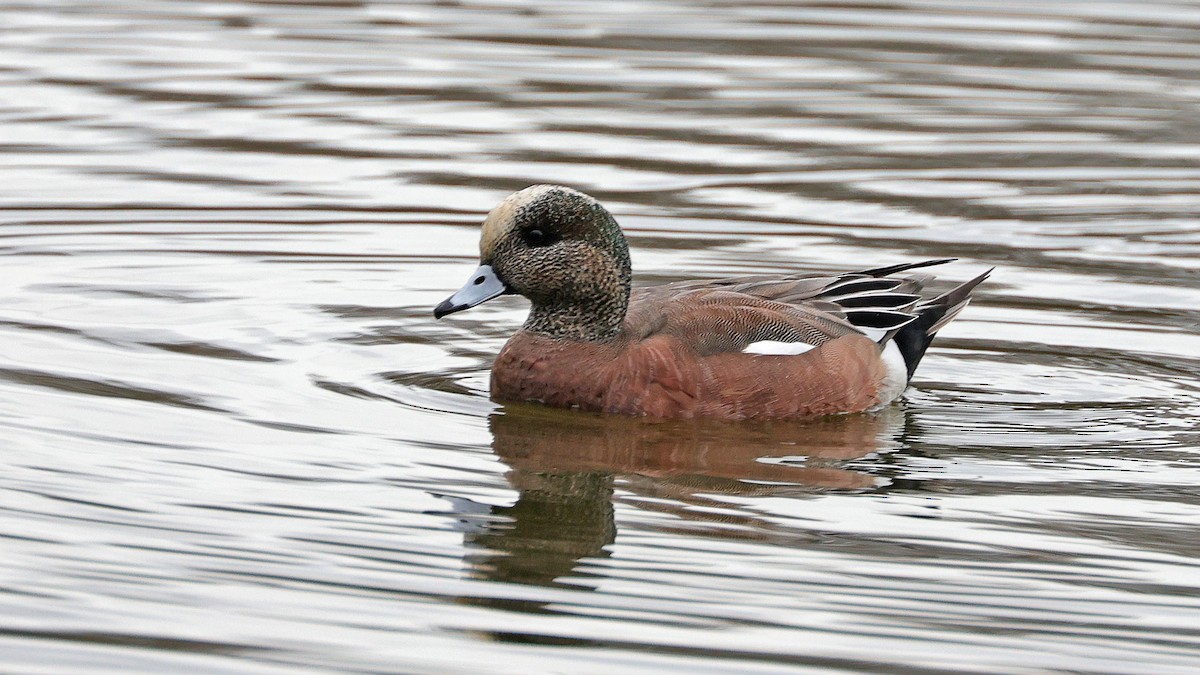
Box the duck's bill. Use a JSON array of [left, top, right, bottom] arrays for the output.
[[434, 264, 508, 318]]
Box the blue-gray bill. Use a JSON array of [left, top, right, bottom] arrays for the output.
[[434, 264, 508, 318]]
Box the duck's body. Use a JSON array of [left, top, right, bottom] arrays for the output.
[[493, 329, 886, 419], [436, 185, 988, 420]]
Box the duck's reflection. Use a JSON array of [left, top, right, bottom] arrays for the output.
[[461, 405, 904, 592]]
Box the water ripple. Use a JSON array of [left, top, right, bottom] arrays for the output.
[[2, 0, 1200, 672]]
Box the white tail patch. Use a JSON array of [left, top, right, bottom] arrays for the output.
[[872, 341, 909, 409], [743, 340, 817, 356]]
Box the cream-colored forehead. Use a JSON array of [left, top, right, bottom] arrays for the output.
[[479, 184, 589, 259]]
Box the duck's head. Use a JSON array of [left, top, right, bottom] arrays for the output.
[[434, 185, 633, 341]]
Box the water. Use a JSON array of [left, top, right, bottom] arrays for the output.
[[2, 1, 1199, 672]]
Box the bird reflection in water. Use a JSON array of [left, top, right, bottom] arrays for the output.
[[458, 405, 905, 596]]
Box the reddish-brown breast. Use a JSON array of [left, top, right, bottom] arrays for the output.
[[491, 330, 885, 420]]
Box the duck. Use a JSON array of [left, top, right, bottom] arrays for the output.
[[435, 185, 989, 420]]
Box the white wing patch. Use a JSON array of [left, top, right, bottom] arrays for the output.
[[743, 340, 817, 356]]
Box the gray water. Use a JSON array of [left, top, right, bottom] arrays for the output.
[[2, 1, 1199, 672]]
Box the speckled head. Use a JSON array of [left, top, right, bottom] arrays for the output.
[[435, 185, 633, 342]]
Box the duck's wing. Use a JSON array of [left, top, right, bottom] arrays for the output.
[[647, 258, 955, 301], [624, 260, 989, 377], [624, 288, 858, 356], [626, 260, 959, 351]]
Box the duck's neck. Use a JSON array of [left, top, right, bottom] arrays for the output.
[[524, 284, 629, 342]]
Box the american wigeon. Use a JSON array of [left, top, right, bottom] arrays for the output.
[[435, 185, 989, 420]]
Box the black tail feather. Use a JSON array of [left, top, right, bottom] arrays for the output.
[[858, 258, 957, 278], [893, 268, 992, 379]]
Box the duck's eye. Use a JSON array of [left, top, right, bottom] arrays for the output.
[[521, 228, 554, 247]]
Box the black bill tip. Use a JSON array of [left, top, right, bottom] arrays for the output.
[[434, 298, 466, 319]]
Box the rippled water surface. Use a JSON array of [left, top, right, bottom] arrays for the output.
[[3, 1, 1200, 672]]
